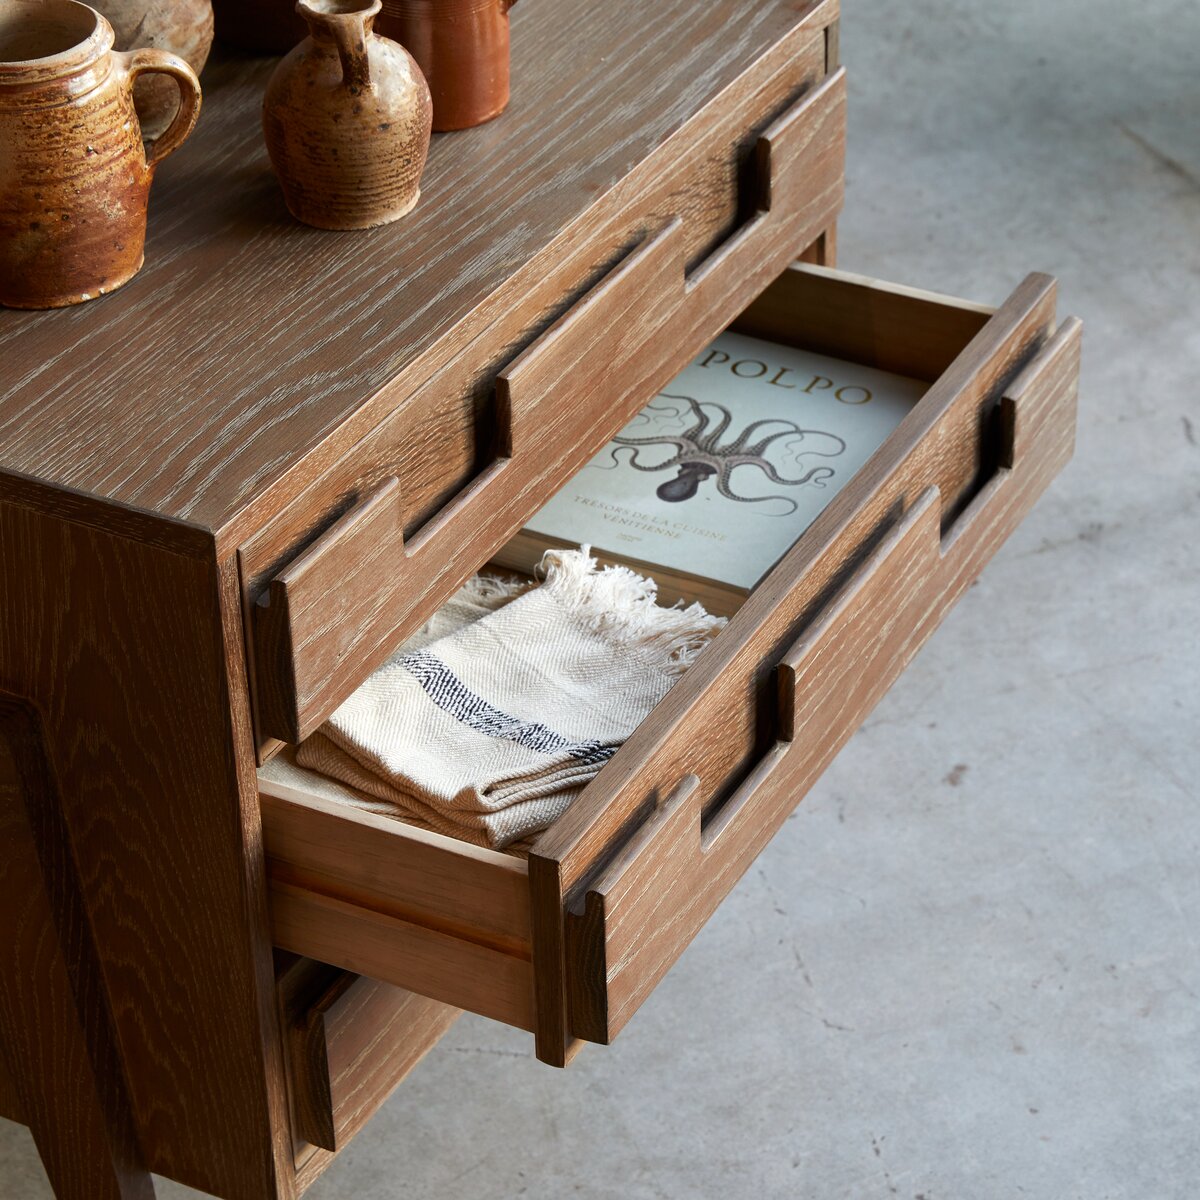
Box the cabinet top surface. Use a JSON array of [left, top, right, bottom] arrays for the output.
[[0, 0, 824, 543]]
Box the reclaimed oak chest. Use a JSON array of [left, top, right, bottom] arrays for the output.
[[0, 2, 1080, 1196]]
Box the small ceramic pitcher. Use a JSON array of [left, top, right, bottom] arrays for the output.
[[0, 0, 202, 308], [380, 0, 517, 131], [263, 0, 432, 230]]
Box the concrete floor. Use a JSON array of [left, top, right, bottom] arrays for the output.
[[3, 0, 1198, 1196]]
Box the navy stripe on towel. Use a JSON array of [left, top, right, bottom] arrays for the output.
[[401, 650, 617, 766]]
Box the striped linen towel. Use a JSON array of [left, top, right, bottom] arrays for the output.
[[295, 549, 725, 849]]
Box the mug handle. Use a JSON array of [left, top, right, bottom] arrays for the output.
[[116, 48, 203, 169]]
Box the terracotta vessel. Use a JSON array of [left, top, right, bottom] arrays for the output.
[[210, 0, 305, 54], [0, 0, 202, 308], [263, 0, 432, 230], [93, 0, 214, 139], [379, 0, 516, 131]]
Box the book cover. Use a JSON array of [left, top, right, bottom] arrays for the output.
[[505, 330, 928, 602]]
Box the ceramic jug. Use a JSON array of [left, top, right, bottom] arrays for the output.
[[263, 0, 431, 230], [0, 0, 202, 308], [380, 0, 516, 131], [92, 0, 213, 139]]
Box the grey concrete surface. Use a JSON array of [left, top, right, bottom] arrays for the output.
[[3, 0, 1197, 1196]]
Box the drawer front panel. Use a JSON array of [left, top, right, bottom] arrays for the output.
[[558, 313, 1082, 1048], [247, 56, 845, 746], [239, 10, 833, 607], [263, 785, 536, 1032]]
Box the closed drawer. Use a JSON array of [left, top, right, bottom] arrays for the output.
[[276, 957, 458, 1165], [245, 53, 847, 747], [260, 262, 1082, 1067]]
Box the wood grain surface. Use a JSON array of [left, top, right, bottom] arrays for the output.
[[261, 778, 536, 1030], [0, 0, 836, 554], [0, 1054, 22, 1125], [261, 781, 530, 952], [0, 505, 293, 1200], [734, 262, 995, 381], [269, 880, 537, 1032]]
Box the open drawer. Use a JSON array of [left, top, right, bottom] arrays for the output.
[[260, 262, 1081, 1067]]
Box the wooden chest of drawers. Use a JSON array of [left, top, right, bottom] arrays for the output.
[[0, 1, 1080, 1197]]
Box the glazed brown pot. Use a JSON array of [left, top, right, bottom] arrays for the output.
[[0, 0, 202, 308], [92, 0, 214, 139], [263, 0, 432, 230], [379, 0, 516, 131]]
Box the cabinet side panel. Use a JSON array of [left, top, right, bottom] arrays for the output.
[[0, 495, 292, 1200]]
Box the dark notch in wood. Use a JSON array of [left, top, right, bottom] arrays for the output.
[[825, 18, 840, 72], [0, 1055, 22, 1125], [944, 351, 1029, 538]]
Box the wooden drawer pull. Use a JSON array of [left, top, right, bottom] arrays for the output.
[[683, 67, 846, 310], [565, 316, 1083, 1045]]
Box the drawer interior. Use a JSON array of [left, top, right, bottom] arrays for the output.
[[260, 261, 1080, 1066]]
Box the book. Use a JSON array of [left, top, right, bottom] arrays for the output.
[[494, 330, 928, 615]]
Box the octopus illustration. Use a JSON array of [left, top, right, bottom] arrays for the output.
[[598, 394, 847, 515]]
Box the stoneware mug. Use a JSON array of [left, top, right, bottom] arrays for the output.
[[0, 0, 202, 308]]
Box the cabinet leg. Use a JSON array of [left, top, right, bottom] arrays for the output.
[[799, 222, 838, 267], [0, 696, 154, 1200]]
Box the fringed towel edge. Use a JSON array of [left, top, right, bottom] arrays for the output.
[[536, 546, 726, 677]]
